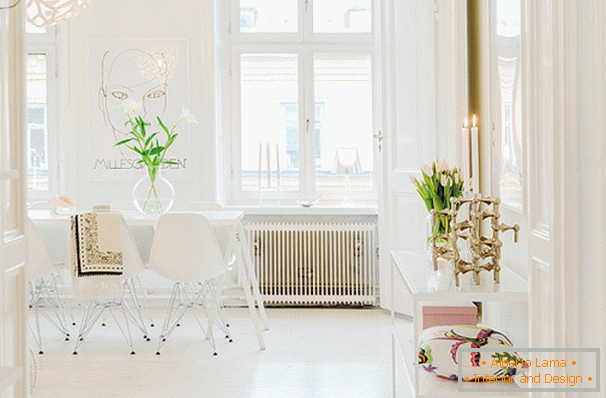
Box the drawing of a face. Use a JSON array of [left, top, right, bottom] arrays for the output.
[[99, 47, 176, 146]]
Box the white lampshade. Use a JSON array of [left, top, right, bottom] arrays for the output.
[[27, 0, 90, 28], [332, 148, 362, 175]]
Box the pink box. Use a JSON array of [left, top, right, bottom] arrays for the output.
[[422, 303, 478, 330]]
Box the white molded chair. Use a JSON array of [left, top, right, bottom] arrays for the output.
[[26, 218, 71, 354], [111, 202, 156, 328], [71, 214, 150, 355], [175, 201, 229, 257], [148, 213, 232, 356]]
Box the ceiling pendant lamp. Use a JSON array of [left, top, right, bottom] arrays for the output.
[[26, 0, 90, 28]]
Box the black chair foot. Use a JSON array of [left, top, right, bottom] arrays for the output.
[[66, 333, 70, 337], [225, 335, 229, 339], [146, 337, 151, 342], [65, 337, 70, 341], [130, 351, 136, 355], [72, 351, 77, 355], [38, 351, 44, 355], [155, 351, 161, 355], [79, 338, 83, 342], [228, 339, 233, 343], [72, 322, 76, 326], [162, 338, 166, 342], [150, 323, 155, 327], [101, 323, 106, 327], [226, 324, 230, 327], [213, 352, 218, 357], [176, 323, 180, 327]]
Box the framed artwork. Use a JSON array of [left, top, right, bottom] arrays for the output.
[[490, 0, 524, 212], [88, 39, 191, 181]]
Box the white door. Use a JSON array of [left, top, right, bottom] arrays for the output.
[[526, 1, 578, 397], [0, 1, 28, 397], [378, 0, 462, 314]]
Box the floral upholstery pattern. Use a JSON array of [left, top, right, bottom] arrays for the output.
[[417, 325, 527, 381]]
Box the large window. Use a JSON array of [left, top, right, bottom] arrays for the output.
[[26, 24, 58, 199], [229, 0, 377, 203]]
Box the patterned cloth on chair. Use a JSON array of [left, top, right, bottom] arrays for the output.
[[70, 212, 123, 299]]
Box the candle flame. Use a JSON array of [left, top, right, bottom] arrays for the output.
[[463, 117, 469, 128], [472, 114, 478, 127]]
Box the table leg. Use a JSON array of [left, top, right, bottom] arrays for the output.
[[235, 223, 269, 331], [233, 243, 266, 350]]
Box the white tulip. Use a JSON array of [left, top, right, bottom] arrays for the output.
[[422, 164, 433, 177], [440, 174, 448, 187]]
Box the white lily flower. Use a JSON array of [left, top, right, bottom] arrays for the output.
[[181, 107, 197, 124], [422, 164, 433, 177], [119, 99, 142, 117]]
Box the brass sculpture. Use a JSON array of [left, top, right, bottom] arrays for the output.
[[429, 196, 520, 286]]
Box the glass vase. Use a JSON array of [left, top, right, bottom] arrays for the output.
[[132, 168, 175, 215], [426, 213, 454, 266]]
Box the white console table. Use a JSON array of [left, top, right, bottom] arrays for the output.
[[390, 250, 529, 397]]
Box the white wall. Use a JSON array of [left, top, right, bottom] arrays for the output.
[[577, 0, 606, 390], [63, 0, 217, 211]]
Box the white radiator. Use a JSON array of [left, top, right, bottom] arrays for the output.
[[244, 222, 378, 306]]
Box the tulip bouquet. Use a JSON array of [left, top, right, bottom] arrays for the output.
[[411, 160, 465, 238]]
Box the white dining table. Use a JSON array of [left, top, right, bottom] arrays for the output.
[[28, 209, 269, 350]]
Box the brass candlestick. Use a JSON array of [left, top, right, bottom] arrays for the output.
[[430, 195, 520, 286]]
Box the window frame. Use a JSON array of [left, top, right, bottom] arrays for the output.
[[227, 0, 378, 205], [26, 31, 59, 201]]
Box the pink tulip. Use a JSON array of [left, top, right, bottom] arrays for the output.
[[436, 160, 449, 173]]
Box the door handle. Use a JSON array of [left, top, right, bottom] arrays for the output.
[[373, 131, 384, 152]]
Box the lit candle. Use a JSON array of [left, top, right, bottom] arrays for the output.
[[266, 143, 271, 187], [276, 143, 280, 187], [462, 117, 470, 192], [471, 115, 480, 194], [258, 143, 262, 188]]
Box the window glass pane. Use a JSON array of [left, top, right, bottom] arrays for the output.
[[496, 0, 523, 210], [314, 53, 373, 194], [240, 0, 298, 33], [241, 54, 299, 192], [26, 22, 47, 34], [27, 53, 48, 192], [313, 0, 371, 33]]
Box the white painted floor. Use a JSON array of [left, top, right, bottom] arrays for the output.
[[30, 308, 403, 398]]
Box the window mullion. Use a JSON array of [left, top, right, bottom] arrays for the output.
[[298, 49, 310, 200], [303, 0, 312, 40], [305, 48, 317, 199]]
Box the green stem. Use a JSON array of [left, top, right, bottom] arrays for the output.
[[151, 182, 163, 213], [142, 167, 163, 213]]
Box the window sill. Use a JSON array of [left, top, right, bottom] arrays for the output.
[[223, 203, 378, 216]]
